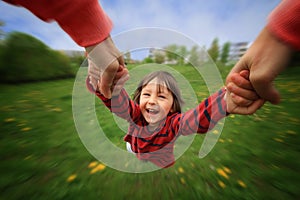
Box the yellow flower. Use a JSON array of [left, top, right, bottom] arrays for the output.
[[212, 129, 219, 134], [4, 118, 15, 122], [218, 139, 225, 143], [66, 174, 77, 182], [24, 155, 33, 160], [218, 180, 226, 188], [273, 138, 284, 143], [21, 127, 32, 132], [51, 107, 62, 112], [223, 167, 231, 174], [178, 167, 185, 173], [88, 161, 98, 168], [90, 164, 106, 174], [180, 177, 186, 185], [237, 180, 247, 188], [217, 168, 229, 179], [287, 130, 296, 135], [230, 115, 235, 118]]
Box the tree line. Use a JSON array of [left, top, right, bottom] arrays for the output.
[[0, 31, 84, 83], [124, 38, 232, 66]]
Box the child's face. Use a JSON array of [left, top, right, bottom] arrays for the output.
[[139, 78, 174, 128]]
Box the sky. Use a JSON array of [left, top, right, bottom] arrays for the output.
[[0, 0, 281, 59]]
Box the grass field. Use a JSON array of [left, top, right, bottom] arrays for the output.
[[0, 64, 299, 199]]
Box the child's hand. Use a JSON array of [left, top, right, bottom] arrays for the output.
[[225, 70, 265, 115], [97, 65, 129, 97], [88, 57, 129, 97]]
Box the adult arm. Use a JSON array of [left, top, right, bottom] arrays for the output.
[[227, 0, 300, 104], [4, 0, 124, 98], [4, 0, 112, 47]]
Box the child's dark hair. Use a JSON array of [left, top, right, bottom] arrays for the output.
[[133, 71, 184, 113]]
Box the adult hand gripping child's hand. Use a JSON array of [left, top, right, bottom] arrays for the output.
[[88, 58, 129, 97], [225, 70, 265, 115], [86, 36, 125, 98]]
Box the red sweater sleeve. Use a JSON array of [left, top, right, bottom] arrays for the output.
[[4, 0, 113, 47], [267, 0, 300, 50], [178, 88, 227, 136], [86, 77, 139, 122]]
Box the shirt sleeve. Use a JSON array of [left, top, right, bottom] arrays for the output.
[[176, 88, 227, 136], [267, 0, 300, 50], [4, 0, 113, 47], [86, 77, 139, 122]]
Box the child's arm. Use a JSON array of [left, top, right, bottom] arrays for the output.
[[86, 67, 140, 123], [226, 70, 265, 115], [177, 70, 263, 135], [178, 88, 227, 135]]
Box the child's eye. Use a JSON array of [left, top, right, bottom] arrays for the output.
[[142, 93, 150, 97], [158, 95, 166, 99]]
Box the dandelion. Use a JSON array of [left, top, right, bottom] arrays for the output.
[[178, 167, 185, 174], [273, 138, 284, 143], [51, 107, 62, 112], [24, 155, 33, 160], [21, 127, 32, 132], [66, 174, 77, 182], [287, 130, 296, 135], [212, 130, 219, 135], [217, 168, 229, 179], [218, 180, 226, 188], [223, 167, 231, 174], [17, 99, 29, 103], [90, 163, 106, 174], [237, 180, 247, 188], [180, 177, 186, 185], [230, 115, 235, 119], [218, 139, 225, 143], [4, 118, 15, 123], [88, 161, 98, 168]]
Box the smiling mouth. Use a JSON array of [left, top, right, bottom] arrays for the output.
[[146, 108, 159, 115]]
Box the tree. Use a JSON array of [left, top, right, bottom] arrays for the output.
[[143, 56, 153, 63], [207, 38, 219, 62], [124, 51, 132, 64], [154, 51, 165, 64], [165, 44, 178, 62], [0, 20, 4, 40], [220, 42, 231, 64], [178, 45, 187, 65], [188, 45, 200, 66], [0, 32, 73, 83]]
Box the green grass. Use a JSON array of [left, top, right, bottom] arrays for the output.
[[0, 65, 299, 200]]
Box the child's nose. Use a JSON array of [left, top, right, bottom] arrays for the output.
[[148, 95, 157, 104]]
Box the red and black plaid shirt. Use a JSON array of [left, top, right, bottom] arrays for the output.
[[91, 84, 227, 168]]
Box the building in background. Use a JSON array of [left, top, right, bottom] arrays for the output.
[[229, 42, 250, 61]]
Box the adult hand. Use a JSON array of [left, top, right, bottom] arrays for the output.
[[227, 27, 293, 104], [86, 36, 125, 98], [226, 70, 265, 115], [88, 58, 129, 97]]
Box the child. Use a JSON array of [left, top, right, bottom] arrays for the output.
[[87, 68, 262, 168]]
